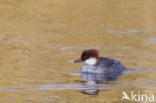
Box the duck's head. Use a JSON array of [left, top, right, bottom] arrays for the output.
[[74, 49, 99, 65]]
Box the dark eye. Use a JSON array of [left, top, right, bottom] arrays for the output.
[[81, 55, 88, 61], [83, 55, 86, 59], [86, 52, 89, 55]]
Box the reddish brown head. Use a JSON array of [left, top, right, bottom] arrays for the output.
[[80, 49, 99, 61], [74, 49, 99, 65]]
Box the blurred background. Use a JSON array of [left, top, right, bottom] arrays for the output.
[[0, 0, 156, 103]]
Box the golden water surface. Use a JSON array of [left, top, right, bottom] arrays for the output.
[[0, 0, 156, 103]]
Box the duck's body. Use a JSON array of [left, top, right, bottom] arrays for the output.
[[74, 49, 125, 73], [80, 57, 125, 73]]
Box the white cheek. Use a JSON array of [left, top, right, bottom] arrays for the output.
[[85, 58, 97, 65]]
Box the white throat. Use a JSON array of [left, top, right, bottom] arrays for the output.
[[85, 58, 97, 65]]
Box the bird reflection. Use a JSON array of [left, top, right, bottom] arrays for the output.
[[80, 72, 123, 95]]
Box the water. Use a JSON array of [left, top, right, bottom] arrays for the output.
[[0, 0, 156, 103]]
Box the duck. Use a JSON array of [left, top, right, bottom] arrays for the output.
[[74, 49, 125, 73]]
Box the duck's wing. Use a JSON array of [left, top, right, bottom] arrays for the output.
[[100, 57, 117, 67]]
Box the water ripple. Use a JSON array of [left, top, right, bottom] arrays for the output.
[[60, 46, 100, 51], [107, 29, 151, 35]]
